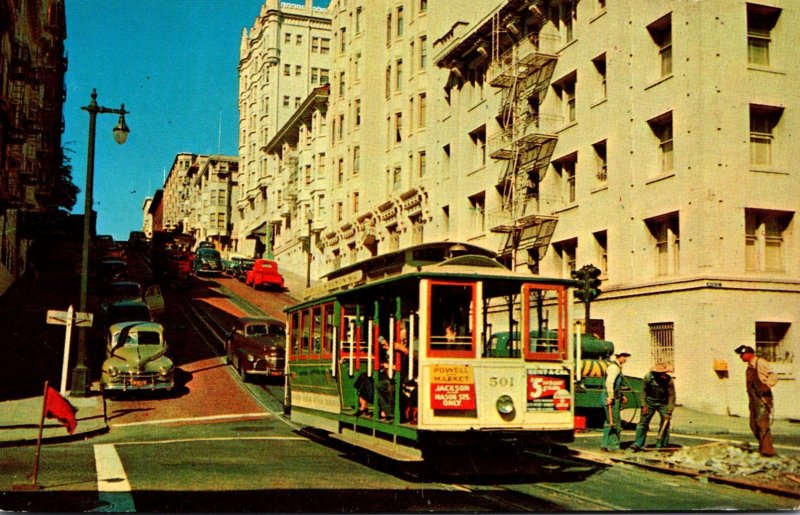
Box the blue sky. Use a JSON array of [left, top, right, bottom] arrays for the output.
[[64, 1, 328, 241]]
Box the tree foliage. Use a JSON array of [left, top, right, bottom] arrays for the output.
[[52, 147, 79, 211]]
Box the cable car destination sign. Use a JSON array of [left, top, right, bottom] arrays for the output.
[[430, 364, 476, 410]]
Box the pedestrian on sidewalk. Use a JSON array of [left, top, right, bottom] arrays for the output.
[[735, 345, 778, 457], [600, 351, 630, 452], [631, 363, 675, 452]]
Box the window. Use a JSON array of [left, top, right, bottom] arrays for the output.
[[353, 53, 361, 82], [646, 212, 680, 276], [353, 146, 360, 174], [284, 64, 291, 76], [311, 68, 319, 84], [385, 65, 391, 97], [442, 205, 450, 234], [283, 96, 290, 107], [594, 230, 608, 276], [592, 53, 607, 101], [554, 238, 577, 277], [352, 191, 359, 213], [355, 7, 363, 33], [554, 71, 577, 124], [468, 192, 485, 233], [386, 12, 392, 43], [420, 0, 427, 13], [396, 59, 403, 89], [648, 112, 673, 174], [418, 93, 427, 127], [339, 27, 347, 52], [394, 112, 403, 143], [428, 281, 476, 357], [354, 99, 361, 127], [305, 165, 312, 185], [553, 152, 578, 203], [320, 69, 329, 84], [469, 126, 487, 169], [561, 0, 576, 43], [648, 14, 672, 78], [339, 72, 346, 97], [337, 114, 344, 140], [317, 152, 326, 179], [750, 104, 782, 167], [312, 37, 320, 53], [410, 214, 423, 245], [284, 33, 292, 44], [295, 65, 302, 76], [420, 36, 427, 68], [337, 158, 344, 184], [649, 322, 675, 369], [392, 166, 402, 190], [756, 322, 791, 363], [336, 201, 343, 222], [745, 209, 792, 272], [296, 34, 302, 45], [747, 4, 780, 67], [418, 150, 426, 177], [593, 140, 607, 182], [320, 38, 330, 54], [397, 7, 404, 37]]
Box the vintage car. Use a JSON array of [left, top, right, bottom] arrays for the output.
[[226, 257, 255, 281], [192, 248, 222, 275], [245, 258, 285, 290], [101, 321, 174, 394], [98, 259, 129, 286], [225, 316, 286, 381]]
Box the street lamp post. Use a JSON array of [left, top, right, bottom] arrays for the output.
[[305, 213, 313, 288], [71, 89, 129, 397]]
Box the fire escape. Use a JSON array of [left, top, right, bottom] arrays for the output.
[[486, 6, 560, 272]]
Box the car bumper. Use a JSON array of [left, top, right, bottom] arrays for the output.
[[103, 374, 174, 391]]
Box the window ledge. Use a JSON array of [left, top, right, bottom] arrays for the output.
[[468, 98, 487, 113], [468, 165, 487, 177], [645, 171, 676, 185], [559, 38, 578, 53], [554, 202, 578, 214], [591, 183, 608, 193], [556, 121, 578, 134], [644, 74, 674, 91], [590, 97, 608, 109], [749, 167, 788, 175], [747, 65, 786, 76], [590, 10, 607, 24]]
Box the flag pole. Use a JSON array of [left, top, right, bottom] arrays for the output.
[[12, 381, 48, 491]]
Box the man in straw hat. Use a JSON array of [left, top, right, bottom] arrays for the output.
[[599, 351, 630, 452], [735, 344, 778, 457], [630, 363, 676, 452]]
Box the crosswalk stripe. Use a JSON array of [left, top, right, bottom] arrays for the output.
[[94, 444, 135, 512]]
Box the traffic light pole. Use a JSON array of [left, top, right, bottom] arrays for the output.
[[571, 264, 602, 335]]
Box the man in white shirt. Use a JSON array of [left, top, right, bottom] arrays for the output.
[[599, 351, 630, 452]]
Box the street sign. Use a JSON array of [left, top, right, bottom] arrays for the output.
[[47, 309, 93, 327]]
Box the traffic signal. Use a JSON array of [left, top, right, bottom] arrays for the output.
[[571, 264, 602, 302]]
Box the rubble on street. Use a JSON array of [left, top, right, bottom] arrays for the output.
[[639, 442, 800, 495]]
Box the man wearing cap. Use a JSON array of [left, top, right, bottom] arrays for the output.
[[599, 351, 630, 452], [630, 363, 676, 451], [735, 345, 778, 457]]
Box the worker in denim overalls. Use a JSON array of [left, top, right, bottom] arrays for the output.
[[599, 352, 630, 452]]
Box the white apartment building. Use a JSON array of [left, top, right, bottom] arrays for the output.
[[235, 0, 332, 259], [187, 155, 238, 248], [433, 0, 799, 419], [239, 0, 798, 418], [162, 152, 197, 233]]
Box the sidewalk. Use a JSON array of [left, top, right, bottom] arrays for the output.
[[0, 386, 108, 447]]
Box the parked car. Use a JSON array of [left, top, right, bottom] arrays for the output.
[[100, 284, 163, 322], [98, 259, 129, 286], [225, 316, 286, 381], [227, 257, 255, 281], [128, 231, 149, 249], [245, 258, 285, 290], [100, 281, 142, 313], [103, 300, 153, 329], [101, 321, 174, 395], [192, 248, 222, 275], [197, 241, 215, 250]]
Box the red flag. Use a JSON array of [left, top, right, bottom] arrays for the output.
[[44, 386, 77, 434]]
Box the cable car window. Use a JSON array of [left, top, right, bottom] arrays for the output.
[[428, 281, 475, 357], [290, 312, 301, 357], [311, 306, 323, 357], [322, 303, 334, 357], [522, 284, 568, 361]]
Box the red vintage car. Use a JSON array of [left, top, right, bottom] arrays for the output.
[[245, 258, 285, 291]]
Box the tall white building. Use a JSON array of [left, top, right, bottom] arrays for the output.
[[235, 0, 332, 258], [239, 0, 799, 418]]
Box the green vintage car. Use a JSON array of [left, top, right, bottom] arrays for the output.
[[101, 321, 175, 395]]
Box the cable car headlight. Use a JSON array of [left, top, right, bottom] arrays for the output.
[[496, 395, 515, 416]]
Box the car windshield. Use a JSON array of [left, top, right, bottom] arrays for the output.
[[114, 330, 162, 347], [246, 323, 286, 341], [108, 306, 150, 324], [108, 285, 140, 299]]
